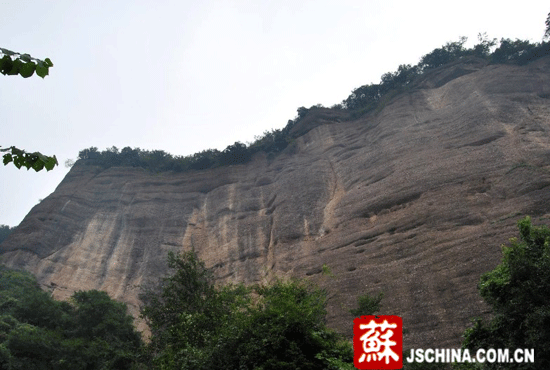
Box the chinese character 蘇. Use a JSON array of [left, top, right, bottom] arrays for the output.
[[353, 315, 403, 370]]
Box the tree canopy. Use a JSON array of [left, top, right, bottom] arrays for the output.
[[0, 266, 145, 369], [0, 225, 16, 245], [140, 251, 353, 370], [461, 217, 550, 369]]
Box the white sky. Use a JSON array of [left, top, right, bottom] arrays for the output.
[[1, 1, 549, 227]]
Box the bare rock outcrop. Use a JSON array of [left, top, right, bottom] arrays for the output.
[[2, 56, 550, 348]]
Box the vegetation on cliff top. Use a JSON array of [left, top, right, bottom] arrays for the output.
[[76, 34, 550, 173], [0, 225, 15, 245]]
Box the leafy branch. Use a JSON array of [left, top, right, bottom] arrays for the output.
[[1, 47, 58, 172], [1, 146, 58, 172], [0, 47, 53, 78]]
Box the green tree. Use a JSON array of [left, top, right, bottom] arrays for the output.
[[209, 278, 352, 370], [0, 266, 145, 369], [140, 251, 353, 370], [1, 47, 57, 172], [71, 290, 143, 351], [349, 292, 384, 317], [418, 37, 468, 71], [472, 33, 497, 57], [139, 251, 232, 368], [0, 225, 16, 245], [461, 216, 550, 369], [219, 141, 250, 166], [545, 12, 550, 40]]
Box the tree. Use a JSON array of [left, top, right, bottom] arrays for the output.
[[461, 216, 550, 369], [545, 12, 550, 40], [70, 290, 143, 351], [472, 33, 497, 57], [189, 149, 220, 170], [1, 47, 58, 172], [0, 225, 16, 244], [0, 266, 145, 369], [140, 251, 250, 369], [140, 251, 353, 370], [219, 141, 250, 166], [418, 37, 468, 71], [349, 292, 384, 317], [218, 278, 353, 370], [78, 146, 100, 160]]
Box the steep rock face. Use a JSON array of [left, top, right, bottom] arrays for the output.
[[2, 57, 550, 348]]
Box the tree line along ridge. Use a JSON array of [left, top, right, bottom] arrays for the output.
[[76, 35, 550, 173]]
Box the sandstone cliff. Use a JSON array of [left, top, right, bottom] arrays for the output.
[[2, 56, 550, 348]]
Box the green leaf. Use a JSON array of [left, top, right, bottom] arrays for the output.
[[19, 61, 35, 78], [32, 159, 45, 172], [0, 57, 13, 75], [44, 156, 58, 171], [44, 58, 53, 67], [13, 156, 23, 169], [5, 58, 20, 75], [35, 63, 48, 78], [3, 153, 13, 165], [0, 55, 13, 75]]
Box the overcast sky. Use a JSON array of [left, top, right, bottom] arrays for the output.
[[1, 1, 549, 227]]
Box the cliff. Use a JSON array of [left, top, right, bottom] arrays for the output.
[[2, 56, 550, 348]]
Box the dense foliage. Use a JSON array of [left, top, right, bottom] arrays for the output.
[[0, 225, 16, 245], [77, 34, 550, 173], [140, 251, 353, 370], [460, 217, 550, 369], [0, 266, 145, 369]]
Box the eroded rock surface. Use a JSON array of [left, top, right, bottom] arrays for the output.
[[3, 56, 550, 347]]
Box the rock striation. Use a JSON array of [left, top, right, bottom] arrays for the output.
[[2, 56, 550, 348]]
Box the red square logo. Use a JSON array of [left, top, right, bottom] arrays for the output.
[[353, 315, 403, 369]]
